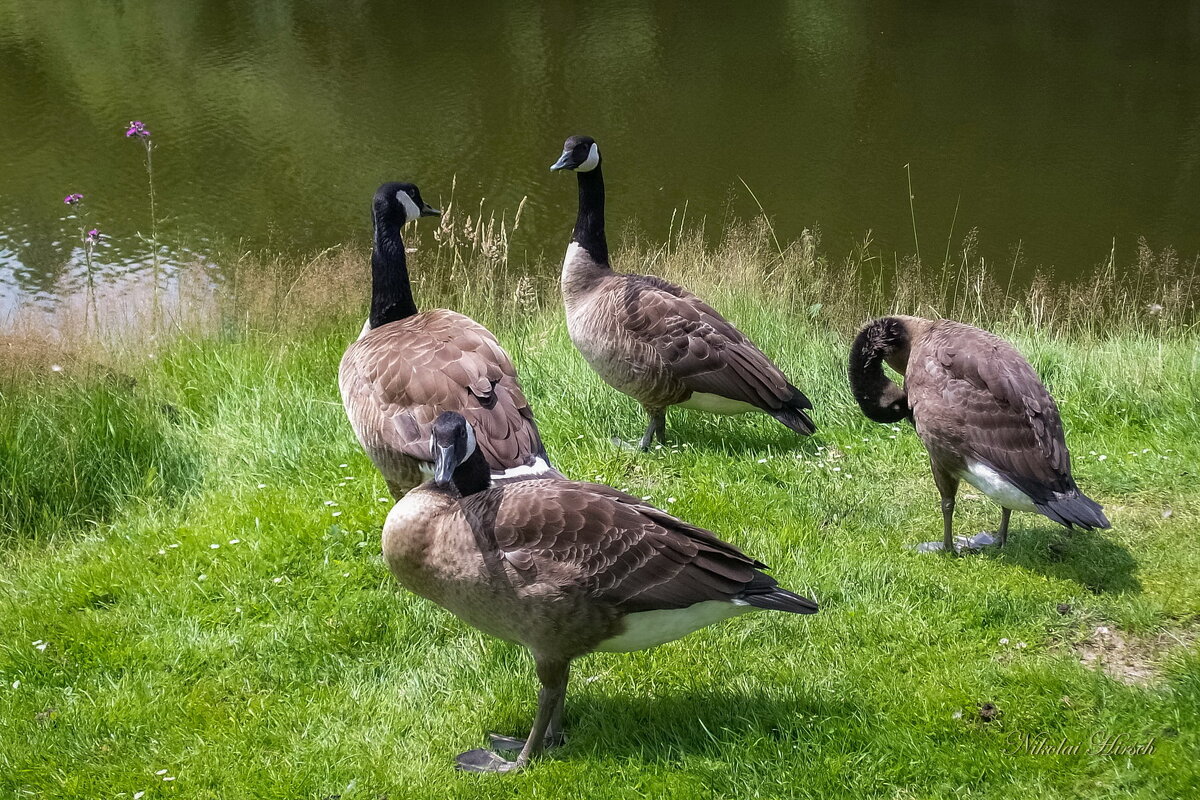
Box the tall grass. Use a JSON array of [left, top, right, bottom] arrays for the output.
[[3, 201, 1197, 545], [0, 357, 198, 542]]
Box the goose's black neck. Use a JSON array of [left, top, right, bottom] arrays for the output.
[[572, 166, 610, 266], [450, 444, 492, 498], [369, 213, 417, 329], [848, 317, 912, 424]]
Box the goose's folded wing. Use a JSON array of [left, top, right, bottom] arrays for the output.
[[340, 311, 546, 469], [485, 480, 767, 613], [620, 275, 793, 409], [912, 331, 1074, 498]]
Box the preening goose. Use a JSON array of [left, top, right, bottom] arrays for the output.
[[848, 315, 1110, 553], [549, 135, 816, 450], [384, 411, 818, 772], [339, 182, 553, 499]]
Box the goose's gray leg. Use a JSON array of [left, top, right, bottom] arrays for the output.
[[456, 658, 570, 774], [488, 691, 566, 752], [638, 407, 667, 451], [916, 464, 960, 555], [997, 507, 1012, 548]]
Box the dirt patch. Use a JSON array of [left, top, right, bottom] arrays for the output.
[[1073, 625, 1196, 686]]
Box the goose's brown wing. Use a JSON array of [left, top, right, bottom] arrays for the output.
[[339, 309, 545, 471], [621, 275, 797, 410], [907, 322, 1073, 498], [472, 479, 810, 614]]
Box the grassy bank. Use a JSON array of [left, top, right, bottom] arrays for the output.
[[1, 218, 1199, 799]]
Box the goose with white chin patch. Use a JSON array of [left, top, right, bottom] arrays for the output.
[[383, 411, 818, 773], [848, 315, 1110, 553], [550, 135, 817, 450], [339, 182, 556, 499]]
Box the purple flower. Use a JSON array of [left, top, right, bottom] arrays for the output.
[[64, 193, 84, 205], [86, 229, 101, 244], [125, 120, 151, 138]]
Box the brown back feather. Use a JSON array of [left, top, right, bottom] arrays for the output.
[[468, 479, 770, 613], [339, 309, 546, 475], [906, 320, 1075, 499], [620, 275, 794, 410]]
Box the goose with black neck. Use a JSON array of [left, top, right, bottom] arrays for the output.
[[383, 410, 818, 773], [848, 315, 1110, 554], [339, 182, 554, 499], [551, 135, 817, 450]]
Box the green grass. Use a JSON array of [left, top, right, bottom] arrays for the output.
[[2, 225, 1199, 798]]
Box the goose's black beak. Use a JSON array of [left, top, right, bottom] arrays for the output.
[[434, 444, 459, 486], [550, 150, 575, 172], [420, 202, 441, 218]]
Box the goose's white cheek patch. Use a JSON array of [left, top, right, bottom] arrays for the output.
[[576, 143, 601, 172], [463, 423, 477, 461], [396, 191, 423, 224]]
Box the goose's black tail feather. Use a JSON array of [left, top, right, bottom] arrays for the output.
[[769, 384, 817, 435], [1036, 491, 1111, 530], [740, 576, 819, 615]]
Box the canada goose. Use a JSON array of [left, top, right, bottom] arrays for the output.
[[384, 411, 818, 772], [848, 315, 1110, 553], [339, 182, 553, 499], [549, 135, 816, 450]]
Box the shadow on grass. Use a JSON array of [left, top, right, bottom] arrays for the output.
[[485, 688, 850, 765], [661, 413, 825, 459], [988, 525, 1142, 595]]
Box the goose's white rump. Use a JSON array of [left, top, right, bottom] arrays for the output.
[[595, 600, 753, 652], [960, 461, 1038, 513]]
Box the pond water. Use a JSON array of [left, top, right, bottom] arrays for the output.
[[2, 2, 1199, 318]]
